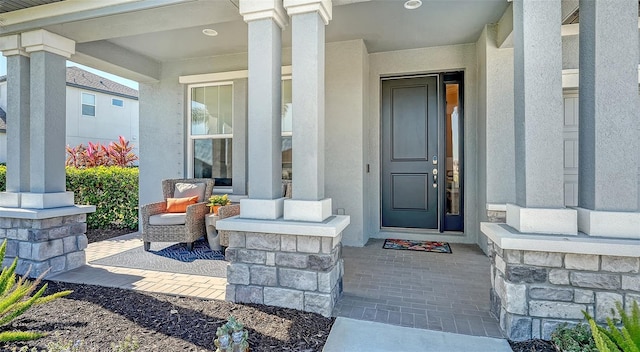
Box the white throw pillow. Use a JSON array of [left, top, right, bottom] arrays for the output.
[[174, 182, 206, 202]]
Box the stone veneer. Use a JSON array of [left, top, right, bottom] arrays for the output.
[[488, 239, 640, 341], [225, 231, 343, 317], [0, 214, 88, 277]]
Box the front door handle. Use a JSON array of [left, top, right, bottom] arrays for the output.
[[432, 169, 438, 188]]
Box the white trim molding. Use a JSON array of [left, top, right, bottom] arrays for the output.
[[0, 34, 28, 57], [21, 29, 75, 58], [482, 222, 640, 257], [506, 203, 577, 235], [576, 207, 640, 240], [239, 0, 289, 29], [284, 0, 333, 24], [179, 66, 292, 85]]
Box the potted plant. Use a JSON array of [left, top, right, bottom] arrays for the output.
[[207, 194, 231, 215]]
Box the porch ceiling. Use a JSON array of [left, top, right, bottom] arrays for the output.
[[1, 0, 508, 76]]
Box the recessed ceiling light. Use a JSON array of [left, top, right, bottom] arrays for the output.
[[404, 0, 422, 10], [202, 29, 218, 37]]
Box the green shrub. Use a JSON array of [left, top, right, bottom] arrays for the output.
[[584, 301, 640, 352], [0, 165, 6, 194], [551, 322, 598, 352], [66, 166, 138, 230], [0, 240, 72, 342], [0, 166, 138, 230]]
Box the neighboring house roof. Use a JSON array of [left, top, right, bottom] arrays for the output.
[[0, 68, 138, 100], [66, 66, 138, 100]]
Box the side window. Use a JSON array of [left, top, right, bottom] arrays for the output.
[[188, 83, 233, 186], [281, 78, 292, 180], [82, 93, 96, 117]]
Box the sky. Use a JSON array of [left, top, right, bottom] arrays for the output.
[[0, 55, 139, 90]]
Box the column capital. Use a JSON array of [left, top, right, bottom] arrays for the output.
[[21, 29, 75, 58], [239, 0, 288, 29], [284, 0, 332, 24], [0, 35, 28, 57]]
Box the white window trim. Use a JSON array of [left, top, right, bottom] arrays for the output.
[[186, 80, 234, 179], [81, 92, 96, 117]]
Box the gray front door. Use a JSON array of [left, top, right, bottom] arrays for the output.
[[381, 76, 439, 229]]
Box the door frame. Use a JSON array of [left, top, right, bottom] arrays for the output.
[[379, 71, 465, 233]]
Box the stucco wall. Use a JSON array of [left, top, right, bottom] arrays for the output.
[[325, 40, 367, 246], [475, 25, 516, 252], [138, 41, 368, 247], [366, 43, 479, 244]]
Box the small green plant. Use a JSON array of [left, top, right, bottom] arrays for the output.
[[207, 194, 231, 207], [551, 322, 598, 352], [214, 316, 248, 352], [0, 240, 72, 342], [584, 300, 640, 352]]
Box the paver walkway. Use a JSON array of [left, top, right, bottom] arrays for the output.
[[52, 233, 502, 340], [50, 232, 226, 300], [333, 239, 503, 338]]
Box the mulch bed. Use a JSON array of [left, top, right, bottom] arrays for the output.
[[509, 339, 560, 352], [3, 281, 334, 352]]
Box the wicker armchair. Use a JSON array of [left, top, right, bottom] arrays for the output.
[[141, 178, 214, 251]]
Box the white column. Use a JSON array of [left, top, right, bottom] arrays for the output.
[[506, 0, 577, 235], [576, 0, 640, 238], [282, 0, 332, 222], [20, 30, 75, 209], [0, 35, 30, 207], [239, 0, 288, 219]]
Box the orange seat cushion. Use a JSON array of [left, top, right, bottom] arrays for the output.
[[166, 196, 199, 213]]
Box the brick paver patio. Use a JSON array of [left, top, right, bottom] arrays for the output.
[[333, 239, 503, 338], [49, 232, 226, 301]]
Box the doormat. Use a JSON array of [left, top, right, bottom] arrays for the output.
[[91, 238, 227, 277], [383, 239, 452, 253]]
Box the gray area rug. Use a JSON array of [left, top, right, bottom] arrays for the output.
[[91, 238, 228, 277]]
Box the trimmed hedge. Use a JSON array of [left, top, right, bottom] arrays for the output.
[[0, 165, 138, 230]]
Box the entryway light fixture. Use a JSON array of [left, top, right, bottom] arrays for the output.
[[404, 0, 422, 10], [202, 29, 218, 37]]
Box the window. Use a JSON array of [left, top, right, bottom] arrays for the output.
[[81, 93, 95, 117], [281, 78, 292, 180], [188, 83, 233, 186], [112, 98, 124, 107]]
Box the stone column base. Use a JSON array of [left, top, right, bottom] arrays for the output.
[[482, 222, 640, 341], [218, 216, 349, 317], [240, 198, 285, 220], [283, 198, 332, 222], [0, 205, 95, 278], [576, 207, 640, 239], [506, 203, 577, 235]]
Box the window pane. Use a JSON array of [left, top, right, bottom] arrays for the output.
[[193, 138, 232, 184], [282, 136, 292, 180], [82, 104, 95, 116], [445, 83, 460, 215], [191, 85, 233, 135], [282, 79, 292, 133], [82, 93, 95, 105], [112, 99, 124, 107]]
